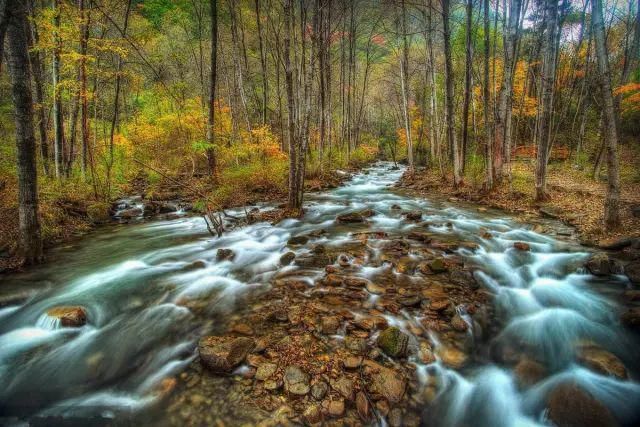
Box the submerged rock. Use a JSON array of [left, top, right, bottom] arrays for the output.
[[46, 306, 87, 327], [513, 242, 530, 251], [427, 258, 448, 273], [377, 327, 409, 358], [216, 248, 235, 261], [403, 210, 422, 221], [198, 336, 254, 373], [546, 383, 617, 427], [513, 358, 546, 388]]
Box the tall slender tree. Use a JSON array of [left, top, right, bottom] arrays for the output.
[[592, 0, 621, 229], [442, 0, 462, 186], [207, 0, 218, 175], [534, 0, 559, 201], [5, 0, 44, 264]]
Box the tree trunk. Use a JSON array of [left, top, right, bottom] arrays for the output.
[[26, 0, 49, 176], [79, 0, 90, 180], [493, 0, 523, 182], [592, 0, 621, 229], [106, 0, 132, 197], [483, 0, 493, 189], [52, 0, 65, 179], [534, 0, 559, 201], [6, 0, 44, 264], [207, 0, 218, 176], [398, 0, 413, 170], [255, 0, 268, 125], [442, 0, 461, 186], [462, 0, 473, 174], [284, 0, 301, 210]]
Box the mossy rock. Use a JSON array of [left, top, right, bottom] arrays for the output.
[[376, 327, 409, 358]]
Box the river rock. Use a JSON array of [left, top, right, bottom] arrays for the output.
[[321, 316, 340, 334], [419, 341, 436, 364], [284, 365, 310, 395], [437, 346, 467, 369], [46, 306, 87, 327], [546, 383, 617, 427], [343, 355, 363, 369], [367, 363, 406, 403], [377, 327, 409, 358], [577, 345, 627, 379], [403, 210, 422, 221], [304, 404, 323, 424], [324, 398, 345, 417], [216, 248, 235, 261], [337, 254, 351, 267], [311, 381, 329, 400], [624, 261, 640, 284], [585, 253, 623, 276], [366, 282, 386, 294], [451, 314, 468, 332], [331, 376, 354, 401], [336, 209, 374, 224], [198, 336, 254, 373], [119, 207, 143, 219], [345, 336, 368, 353], [280, 251, 296, 265], [513, 358, 546, 388], [427, 258, 448, 273], [356, 391, 371, 422], [513, 242, 530, 251], [255, 362, 278, 380], [388, 408, 403, 427], [288, 235, 309, 246]]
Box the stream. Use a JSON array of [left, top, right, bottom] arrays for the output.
[[1, 162, 639, 426]]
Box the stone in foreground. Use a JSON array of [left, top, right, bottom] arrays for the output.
[[46, 306, 87, 327], [198, 336, 254, 373]]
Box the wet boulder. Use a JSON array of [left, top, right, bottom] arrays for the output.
[[321, 316, 340, 334], [377, 327, 409, 358], [255, 362, 278, 381], [198, 336, 254, 373], [585, 253, 623, 276], [546, 383, 617, 427], [280, 251, 296, 266], [46, 306, 87, 327], [513, 358, 546, 388], [336, 209, 374, 224], [330, 376, 354, 401], [287, 235, 309, 246], [436, 346, 468, 369], [216, 248, 235, 261], [577, 345, 627, 379], [513, 242, 530, 251], [403, 210, 422, 221]]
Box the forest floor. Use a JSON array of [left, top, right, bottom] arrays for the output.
[[398, 149, 640, 246]]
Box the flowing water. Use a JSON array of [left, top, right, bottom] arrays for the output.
[[0, 162, 638, 426]]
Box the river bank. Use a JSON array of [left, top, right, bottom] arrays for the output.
[[1, 162, 639, 426], [396, 161, 640, 246]]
